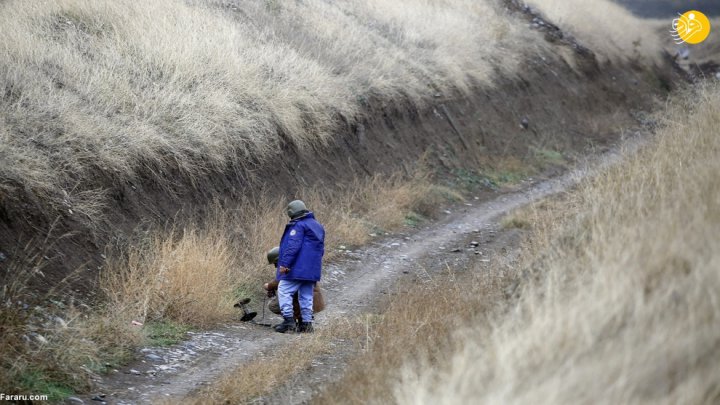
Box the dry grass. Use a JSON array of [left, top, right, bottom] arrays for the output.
[[315, 268, 510, 405], [103, 225, 239, 328], [0, 0, 540, 221], [393, 84, 720, 403], [181, 322, 348, 405], [0, 262, 140, 399], [0, 0, 667, 232], [528, 0, 663, 63]]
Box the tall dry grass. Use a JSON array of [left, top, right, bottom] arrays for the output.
[[394, 84, 720, 403], [315, 267, 510, 405], [0, 0, 667, 233], [0, 0, 538, 220], [103, 226, 239, 328]]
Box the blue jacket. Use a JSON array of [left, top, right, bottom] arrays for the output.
[[277, 212, 325, 281]]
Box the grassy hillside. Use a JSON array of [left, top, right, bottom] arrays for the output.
[[0, 0, 667, 229], [394, 84, 720, 403], [317, 84, 719, 405], [0, 0, 535, 220]]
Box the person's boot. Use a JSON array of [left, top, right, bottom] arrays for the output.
[[274, 317, 296, 333], [297, 321, 314, 333]]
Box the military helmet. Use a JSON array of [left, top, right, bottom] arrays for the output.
[[286, 200, 308, 219], [266, 246, 280, 264]]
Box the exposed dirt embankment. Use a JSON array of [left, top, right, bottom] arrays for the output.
[[0, 5, 680, 297]]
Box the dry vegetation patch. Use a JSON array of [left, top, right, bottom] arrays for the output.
[[0, 0, 540, 223], [393, 84, 720, 403], [309, 84, 720, 404], [315, 268, 510, 405]]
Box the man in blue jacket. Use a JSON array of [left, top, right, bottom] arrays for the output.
[[274, 200, 325, 333]]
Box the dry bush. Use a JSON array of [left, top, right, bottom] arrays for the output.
[[395, 84, 720, 403], [103, 223, 239, 328], [527, 0, 663, 63]]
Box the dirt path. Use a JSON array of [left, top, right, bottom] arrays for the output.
[[83, 139, 640, 405]]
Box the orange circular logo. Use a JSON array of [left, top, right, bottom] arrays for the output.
[[672, 10, 711, 45]]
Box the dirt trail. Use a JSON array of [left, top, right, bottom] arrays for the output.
[[85, 139, 641, 405]]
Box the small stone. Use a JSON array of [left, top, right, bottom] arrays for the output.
[[92, 394, 106, 401], [145, 354, 162, 361], [0, 252, 6, 262], [67, 397, 84, 404], [390, 242, 401, 247], [451, 248, 462, 253], [339, 245, 346, 250], [470, 241, 480, 246], [129, 369, 141, 375], [54, 316, 67, 327], [443, 210, 452, 214]]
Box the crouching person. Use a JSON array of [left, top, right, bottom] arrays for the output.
[[274, 200, 325, 333], [264, 247, 325, 327]]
